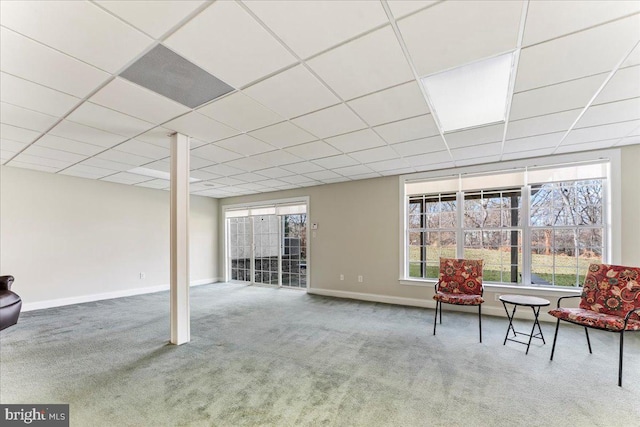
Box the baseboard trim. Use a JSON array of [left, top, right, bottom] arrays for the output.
[[22, 278, 219, 312], [306, 287, 557, 323]]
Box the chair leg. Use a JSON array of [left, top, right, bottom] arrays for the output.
[[478, 304, 482, 343], [433, 301, 438, 336], [584, 327, 592, 354], [439, 302, 442, 324], [619, 330, 624, 387], [550, 319, 561, 360]]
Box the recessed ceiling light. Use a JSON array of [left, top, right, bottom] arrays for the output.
[[421, 52, 515, 133], [128, 167, 201, 182]]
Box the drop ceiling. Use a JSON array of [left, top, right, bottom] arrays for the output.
[[1, 0, 639, 199]]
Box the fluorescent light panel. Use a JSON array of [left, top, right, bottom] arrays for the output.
[[128, 167, 201, 182], [421, 53, 515, 133]]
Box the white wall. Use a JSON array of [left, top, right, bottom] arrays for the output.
[[0, 165, 219, 309], [219, 146, 640, 321]]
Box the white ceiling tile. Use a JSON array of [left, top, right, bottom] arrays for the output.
[[455, 155, 502, 167], [95, 150, 152, 167], [243, 65, 340, 119], [281, 161, 325, 175], [1, 139, 28, 153], [215, 134, 275, 156], [280, 174, 317, 185], [509, 74, 606, 120], [320, 176, 351, 184], [200, 163, 245, 177], [232, 173, 267, 183], [617, 135, 640, 147], [501, 148, 555, 161], [307, 26, 414, 100], [334, 164, 375, 177], [450, 142, 502, 161], [373, 114, 440, 144], [562, 120, 640, 145], [255, 178, 289, 188], [197, 92, 283, 132], [21, 145, 86, 163], [349, 145, 399, 163], [189, 156, 215, 170], [101, 172, 151, 185], [349, 172, 382, 180], [0, 124, 40, 144], [134, 127, 172, 148], [0, 72, 79, 117], [444, 124, 504, 149], [388, 1, 440, 19], [165, 112, 238, 142], [165, 1, 296, 88], [594, 66, 640, 105], [366, 158, 411, 172], [210, 176, 246, 187], [143, 159, 170, 173], [623, 43, 640, 67], [391, 135, 447, 156], [0, 102, 58, 132], [255, 167, 295, 179], [0, 28, 109, 98], [347, 81, 429, 127], [556, 138, 619, 154], [404, 151, 453, 167], [244, 0, 388, 59], [576, 98, 640, 128], [523, 0, 640, 46], [506, 110, 581, 140], [115, 139, 170, 160], [0, 1, 152, 73], [285, 141, 341, 160], [250, 150, 302, 167], [380, 167, 417, 176], [11, 153, 71, 170], [503, 132, 564, 154], [312, 154, 359, 169], [189, 169, 221, 181], [67, 102, 154, 138], [235, 182, 267, 191], [304, 169, 343, 181], [135, 179, 171, 189], [91, 78, 190, 124], [398, 1, 523, 76], [325, 129, 386, 153], [291, 104, 366, 139], [249, 121, 316, 148], [516, 15, 640, 91], [49, 120, 126, 148], [81, 157, 136, 172], [224, 157, 269, 172], [191, 143, 242, 163], [95, 1, 206, 39], [60, 164, 114, 179], [8, 160, 62, 173]]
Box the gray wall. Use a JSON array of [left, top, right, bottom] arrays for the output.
[[0, 165, 219, 307]]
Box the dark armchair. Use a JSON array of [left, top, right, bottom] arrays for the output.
[[0, 275, 22, 330]]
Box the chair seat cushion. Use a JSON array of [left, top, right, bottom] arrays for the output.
[[0, 290, 21, 308], [549, 307, 640, 331], [433, 292, 484, 305]]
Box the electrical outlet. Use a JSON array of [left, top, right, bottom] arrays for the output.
[[340, 274, 344, 281], [358, 275, 363, 283], [140, 272, 146, 280]]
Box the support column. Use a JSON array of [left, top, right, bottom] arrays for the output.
[[170, 132, 190, 345]]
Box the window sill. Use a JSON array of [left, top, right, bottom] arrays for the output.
[[399, 278, 582, 295]]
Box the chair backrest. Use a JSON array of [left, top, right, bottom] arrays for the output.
[[580, 263, 640, 319], [438, 258, 483, 295]]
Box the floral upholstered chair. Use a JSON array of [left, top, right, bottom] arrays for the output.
[[433, 258, 484, 342], [549, 263, 640, 386]]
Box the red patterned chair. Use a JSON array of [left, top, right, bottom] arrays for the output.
[[549, 263, 640, 386], [433, 258, 484, 342]]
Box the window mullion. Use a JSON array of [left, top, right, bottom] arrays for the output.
[[456, 191, 464, 259], [522, 185, 531, 286]]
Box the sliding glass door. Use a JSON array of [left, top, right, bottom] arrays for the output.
[[226, 202, 308, 288]]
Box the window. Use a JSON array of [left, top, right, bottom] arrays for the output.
[[404, 162, 608, 287]]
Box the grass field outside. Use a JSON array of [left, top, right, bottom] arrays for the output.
[[409, 246, 600, 286]]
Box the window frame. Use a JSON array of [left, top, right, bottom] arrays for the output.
[[399, 150, 620, 291]]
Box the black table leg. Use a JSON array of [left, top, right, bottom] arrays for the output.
[[502, 301, 517, 345]]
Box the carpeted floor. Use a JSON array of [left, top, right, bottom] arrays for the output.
[[1, 282, 639, 426]]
